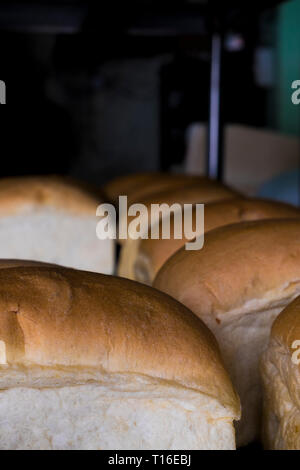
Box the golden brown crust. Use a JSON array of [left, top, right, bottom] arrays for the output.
[[137, 198, 300, 282], [0, 265, 240, 416], [0, 176, 103, 216], [120, 181, 239, 242], [154, 219, 300, 316], [118, 187, 240, 277], [127, 177, 238, 207], [104, 172, 212, 205], [103, 172, 238, 206], [103, 172, 160, 204], [0, 259, 57, 269]]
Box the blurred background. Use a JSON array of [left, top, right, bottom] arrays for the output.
[[0, 0, 299, 204]]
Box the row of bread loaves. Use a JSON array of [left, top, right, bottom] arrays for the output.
[[108, 172, 300, 450], [0, 173, 242, 450], [0, 171, 298, 450]]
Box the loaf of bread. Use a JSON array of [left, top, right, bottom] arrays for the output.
[[118, 179, 239, 273], [103, 172, 162, 205], [0, 176, 114, 274], [0, 265, 240, 450], [103, 172, 228, 206], [122, 198, 300, 284], [261, 295, 300, 449], [154, 219, 300, 446]]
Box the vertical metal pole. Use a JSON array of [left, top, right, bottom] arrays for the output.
[[207, 28, 224, 181]]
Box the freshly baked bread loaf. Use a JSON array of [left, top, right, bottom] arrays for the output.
[[125, 175, 236, 207], [123, 198, 300, 284], [118, 180, 239, 270], [103, 172, 161, 205], [261, 296, 300, 449], [153, 219, 300, 446], [0, 176, 114, 274], [0, 265, 240, 450], [125, 176, 238, 207], [103, 172, 223, 206]]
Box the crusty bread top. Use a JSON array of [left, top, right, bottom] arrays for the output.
[[0, 176, 103, 216], [0, 265, 240, 416], [103, 172, 238, 206], [154, 219, 300, 317], [103, 172, 206, 205], [138, 198, 300, 281], [120, 181, 238, 240], [103, 172, 162, 204], [0, 259, 57, 269], [126, 177, 238, 207], [270, 295, 300, 367]]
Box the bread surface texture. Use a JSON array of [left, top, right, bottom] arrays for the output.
[[0, 175, 102, 216], [103, 172, 232, 206]]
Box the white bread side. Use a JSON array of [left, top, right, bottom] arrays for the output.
[[0, 375, 237, 450]]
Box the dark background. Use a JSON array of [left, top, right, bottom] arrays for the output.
[[0, 1, 296, 185]]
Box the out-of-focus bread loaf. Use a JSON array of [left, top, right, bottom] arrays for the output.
[[130, 198, 300, 284], [118, 179, 239, 275], [261, 296, 300, 449], [0, 265, 240, 450], [103, 172, 228, 206], [103, 172, 161, 205], [0, 176, 114, 274], [154, 219, 300, 446], [125, 175, 237, 207]]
